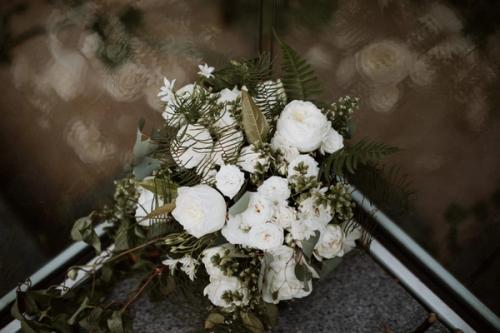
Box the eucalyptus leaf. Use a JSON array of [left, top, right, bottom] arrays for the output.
[[107, 311, 124, 333], [241, 89, 269, 144], [294, 262, 313, 282], [144, 203, 176, 219], [228, 191, 252, 217], [300, 231, 320, 259], [70, 214, 101, 254], [320, 257, 343, 280], [240, 311, 265, 333], [67, 297, 90, 325], [204, 312, 225, 329], [133, 129, 160, 180], [263, 303, 278, 327]]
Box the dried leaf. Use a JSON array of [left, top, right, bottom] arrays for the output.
[[241, 89, 269, 144], [204, 312, 225, 329], [240, 311, 265, 333]]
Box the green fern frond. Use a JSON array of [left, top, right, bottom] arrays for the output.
[[254, 79, 286, 122], [276, 35, 321, 101], [320, 138, 399, 181], [206, 53, 273, 94]]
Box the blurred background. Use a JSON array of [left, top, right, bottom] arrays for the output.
[[0, 0, 499, 318]]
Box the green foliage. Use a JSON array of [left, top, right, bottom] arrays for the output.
[[276, 34, 322, 101], [70, 213, 101, 254], [320, 138, 399, 181]]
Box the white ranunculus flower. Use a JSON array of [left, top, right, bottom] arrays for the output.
[[314, 224, 344, 260], [320, 126, 344, 154], [260, 246, 312, 304], [290, 216, 322, 241], [257, 176, 290, 204], [215, 165, 245, 199], [201, 244, 238, 279], [135, 185, 163, 227], [273, 203, 297, 229], [287, 155, 319, 180], [175, 124, 213, 169], [204, 276, 249, 308], [238, 145, 268, 173], [248, 223, 284, 250], [271, 132, 300, 162], [172, 185, 226, 238], [275, 100, 329, 152], [242, 193, 274, 226], [299, 195, 333, 227], [221, 214, 251, 246]]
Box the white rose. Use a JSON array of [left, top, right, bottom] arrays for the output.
[[175, 124, 213, 169], [287, 155, 319, 180], [221, 214, 251, 246], [237, 145, 268, 173], [257, 176, 290, 204], [275, 100, 329, 152], [135, 186, 163, 227], [172, 185, 227, 238], [260, 246, 312, 304], [320, 127, 344, 154], [241, 193, 274, 226], [299, 195, 333, 226], [248, 223, 284, 250], [204, 276, 249, 308], [215, 165, 245, 199], [273, 203, 296, 229], [201, 244, 238, 279], [314, 224, 344, 260]]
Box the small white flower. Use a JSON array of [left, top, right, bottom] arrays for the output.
[[178, 255, 199, 281], [135, 185, 163, 227], [162, 256, 180, 272], [287, 155, 319, 180], [221, 214, 251, 246], [162, 255, 199, 281], [258, 176, 290, 204], [320, 126, 344, 154], [260, 245, 313, 304], [238, 145, 268, 173], [275, 100, 329, 152], [198, 63, 215, 79], [242, 193, 274, 226], [172, 185, 227, 238], [216, 164, 245, 199], [248, 223, 284, 250], [158, 77, 176, 102], [174, 124, 213, 169], [204, 276, 249, 308]]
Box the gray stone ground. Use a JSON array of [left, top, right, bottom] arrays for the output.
[[116, 251, 449, 333]]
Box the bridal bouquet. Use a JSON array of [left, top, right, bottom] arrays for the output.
[[13, 39, 397, 333]]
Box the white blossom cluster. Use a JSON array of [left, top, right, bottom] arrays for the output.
[[134, 64, 362, 310]]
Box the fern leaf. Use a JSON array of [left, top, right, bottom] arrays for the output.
[[276, 35, 321, 101], [320, 138, 399, 181]]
